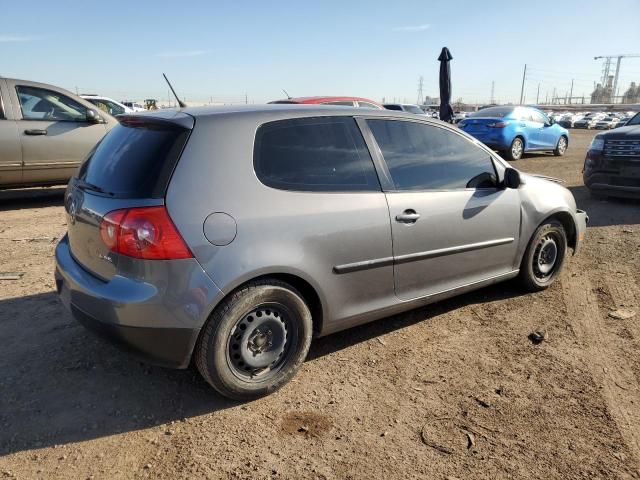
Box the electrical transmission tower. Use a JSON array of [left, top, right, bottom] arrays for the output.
[[417, 76, 424, 105], [594, 54, 640, 103]]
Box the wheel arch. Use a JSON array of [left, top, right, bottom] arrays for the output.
[[540, 210, 577, 252], [202, 271, 325, 338]]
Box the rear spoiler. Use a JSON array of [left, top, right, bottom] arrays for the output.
[[116, 111, 194, 130]]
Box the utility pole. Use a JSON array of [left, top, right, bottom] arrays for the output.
[[490, 81, 495, 104], [417, 76, 424, 105], [519, 64, 527, 105], [569, 79, 574, 104], [552, 87, 557, 104], [245, 93, 248, 104], [536, 83, 540, 104]]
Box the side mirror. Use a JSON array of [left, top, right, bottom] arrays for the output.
[[504, 168, 521, 189], [86, 109, 103, 124]]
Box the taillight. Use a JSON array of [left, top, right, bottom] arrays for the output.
[[99, 206, 193, 260], [487, 121, 510, 128]]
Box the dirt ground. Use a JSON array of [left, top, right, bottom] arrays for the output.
[[1, 129, 639, 479]]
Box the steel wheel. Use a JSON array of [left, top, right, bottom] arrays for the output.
[[532, 232, 561, 281], [226, 304, 297, 381]]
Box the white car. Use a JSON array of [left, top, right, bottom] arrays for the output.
[[81, 95, 133, 116], [121, 101, 146, 112]]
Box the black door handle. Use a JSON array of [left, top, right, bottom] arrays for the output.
[[24, 129, 48, 136], [395, 209, 420, 223]]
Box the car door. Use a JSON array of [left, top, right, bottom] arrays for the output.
[[0, 79, 23, 186], [532, 110, 557, 148], [523, 109, 545, 150], [7, 80, 109, 185], [364, 118, 521, 301]]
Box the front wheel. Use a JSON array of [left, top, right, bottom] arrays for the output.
[[195, 279, 313, 400], [505, 137, 524, 161], [554, 136, 568, 156], [519, 220, 567, 292]]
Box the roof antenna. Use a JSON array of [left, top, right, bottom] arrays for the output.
[[282, 89, 291, 99], [163, 73, 187, 108]]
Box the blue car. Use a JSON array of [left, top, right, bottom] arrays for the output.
[[458, 106, 569, 161]]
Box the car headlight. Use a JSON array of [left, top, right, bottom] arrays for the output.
[[589, 136, 604, 151]]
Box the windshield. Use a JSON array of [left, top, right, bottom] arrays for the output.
[[468, 106, 513, 118], [626, 113, 640, 126]]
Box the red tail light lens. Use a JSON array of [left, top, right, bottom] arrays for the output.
[[488, 121, 510, 128], [99, 206, 193, 260]]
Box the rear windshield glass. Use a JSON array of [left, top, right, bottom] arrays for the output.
[[78, 122, 190, 198], [468, 106, 513, 118]]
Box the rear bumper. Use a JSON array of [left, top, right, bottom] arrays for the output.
[[54, 234, 223, 368]]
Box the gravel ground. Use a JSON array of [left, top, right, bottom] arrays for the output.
[[1, 129, 639, 479]]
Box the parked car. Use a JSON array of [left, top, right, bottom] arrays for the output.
[[82, 95, 133, 116], [594, 117, 620, 130], [452, 111, 468, 123], [584, 112, 640, 198], [558, 114, 583, 128], [121, 101, 146, 112], [458, 106, 569, 160], [574, 117, 599, 129], [383, 103, 426, 115], [55, 104, 587, 400], [0, 77, 117, 189], [269, 96, 383, 109]]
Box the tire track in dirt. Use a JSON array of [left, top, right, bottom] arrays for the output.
[[561, 269, 640, 471]]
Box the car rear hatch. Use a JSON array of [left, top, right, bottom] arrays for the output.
[[65, 112, 194, 281]]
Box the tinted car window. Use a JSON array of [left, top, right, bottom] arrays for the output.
[[89, 99, 125, 116], [469, 106, 513, 118], [16, 86, 87, 122], [78, 121, 190, 198], [368, 119, 497, 190], [627, 113, 640, 126], [324, 101, 354, 106], [254, 117, 380, 192], [384, 105, 403, 111]]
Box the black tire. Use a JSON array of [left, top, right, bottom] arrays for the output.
[[195, 279, 313, 400], [554, 136, 568, 156], [519, 220, 567, 292], [505, 137, 524, 161]]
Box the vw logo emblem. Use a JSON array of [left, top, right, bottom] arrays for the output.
[[68, 198, 78, 225]]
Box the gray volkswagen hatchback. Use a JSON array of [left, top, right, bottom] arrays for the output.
[[55, 105, 588, 400]]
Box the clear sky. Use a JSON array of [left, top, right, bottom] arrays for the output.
[[2, 0, 640, 105]]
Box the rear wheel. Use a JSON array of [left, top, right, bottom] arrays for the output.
[[195, 279, 313, 400], [505, 137, 524, 161], [519, 220, 567, 292], [554, 136, 568, 156]]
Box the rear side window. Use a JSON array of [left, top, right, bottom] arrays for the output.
[[78, 121, 190, 198], [254, 117, 380, 192], [368, 119, 497, 190]]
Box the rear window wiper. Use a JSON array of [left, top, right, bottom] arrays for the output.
[[75, 178, 114, 196]]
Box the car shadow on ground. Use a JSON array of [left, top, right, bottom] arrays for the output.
[[0, 281, 526, 456], [0, 187, 66, 212], [568, 185, 640, 227]]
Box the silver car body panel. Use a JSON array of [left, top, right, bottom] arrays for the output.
[[164, 105, 587, 337]]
